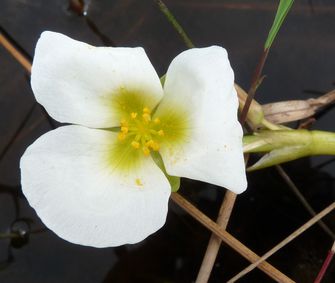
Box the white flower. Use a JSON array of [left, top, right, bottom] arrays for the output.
[[20, 31, 247, 248]]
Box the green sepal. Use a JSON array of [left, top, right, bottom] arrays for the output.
[[151, 151, 181, 192], [247, 145, 307, 171]]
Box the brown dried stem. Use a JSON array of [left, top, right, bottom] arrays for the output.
[[263, 89, 335, 124], [239, 48, 269, 125], [276, 165, 335, 240], [0, 32, 31, 72], [171, 193, 295, 283], [195, 191, 237, 283]]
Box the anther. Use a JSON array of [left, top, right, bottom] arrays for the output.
[[158, 130, 164, 136], [121, 126, 128, 134], [146, 140, 160, 151], [142, 146, 150, 156], [120, 119, 128, 127], [143, 107, 151, 114], [142, 113, 151, 122], [146, 140, 154, 147], [131, 141, 140, 149], [118, 132, 126, 141], [130, 112, 138, 119], [154, 118, 160, 124], [136, 178, 143, 186], [151, 142, 160, 151]]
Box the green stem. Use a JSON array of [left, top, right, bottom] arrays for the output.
[[156, 0, 195, 48], [244, 130, 335, 155], [311, 131, 335, 155], [244, 130, 335, 170], [260, 118, 283, 130]]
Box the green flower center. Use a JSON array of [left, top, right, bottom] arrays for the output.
[[117, 106, 165, 156], [105, 89, 189, 175]]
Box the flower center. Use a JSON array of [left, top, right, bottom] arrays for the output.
[[117, 107, 165, 156]]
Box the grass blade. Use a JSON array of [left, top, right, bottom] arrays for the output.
[[264, 0, 294, 50]]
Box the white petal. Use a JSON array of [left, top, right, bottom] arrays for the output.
[[31, 31, 163, 128], [20, 126, 171, 247], [157, 47, 247, 193]]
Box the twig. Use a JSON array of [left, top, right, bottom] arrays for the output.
[[195, 153, 250, 282], [0, 29, 57, 132], [171, 193, 295, 283], [195, 191, 237, 283], [276, 165, 335, 240], [314, 241, 335, 283], [155, 0, 195, 48], [309, 89, 335, 110], [0, 28, 31, 72], [227, 202, 335, 283]]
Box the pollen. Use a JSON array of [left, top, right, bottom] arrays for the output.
[[151, 142, 160, 151], [120, 119, 128, 127], [145, 140, 154, 147], [117, 107, 167, 156], [158, 130, 164, 136], [154, 118, 160, 124], [142, 146, 150, 156], [130, 112, 138, 119], [135, 178, 143, 186], [142, 113, 151, 123], [145, 140, 160, 151], [143, 107, 151, 114], [118, 132, 126, 141], [121, 126, 128, 134], [131, 141, 140, 149]]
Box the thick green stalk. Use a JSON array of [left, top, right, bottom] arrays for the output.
[[243, 130, 335, 170]]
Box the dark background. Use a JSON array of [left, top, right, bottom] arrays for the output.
[[0, 0, 334, 282]]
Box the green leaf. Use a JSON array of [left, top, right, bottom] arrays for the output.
[[151, 151, 181, 192], [264, 0, 294, 50]]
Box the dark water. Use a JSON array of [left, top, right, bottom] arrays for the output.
[[0, 0, 335, 282]]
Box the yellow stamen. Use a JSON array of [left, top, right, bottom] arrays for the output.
[[146, 140, 154, 147], [121, 126, 128, 134], [151, 142, 160, 151], [120, 119, 128, 127], [146, 140, 160, 151], [154, 118, 160, 124], [142, 146, 150, 156], [142, 113, 151, 122], [116, 108, 167, 155], [158, 130, 164, 136], [118, 132, 126, 141], [143, 107, 151, 114], [131, 141, 140, 149]]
